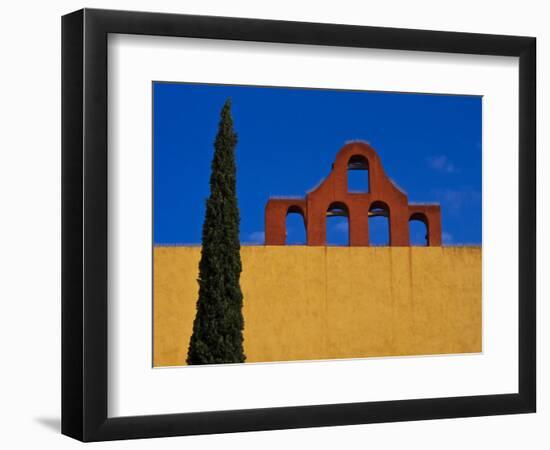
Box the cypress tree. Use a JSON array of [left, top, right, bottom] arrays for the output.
[[186, 99, 246, 365]]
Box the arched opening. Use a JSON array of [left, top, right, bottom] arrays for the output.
[[368, 201, 390, 246], [286, 206, 307, 245], [347, 154, 370, 193], [326, 202, 349, 246], [409, 213, 429, 246]]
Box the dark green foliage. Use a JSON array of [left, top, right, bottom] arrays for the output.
[[186, 100, 246, 365]]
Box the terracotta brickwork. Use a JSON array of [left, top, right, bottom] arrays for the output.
[[265, 142, 442, 246]]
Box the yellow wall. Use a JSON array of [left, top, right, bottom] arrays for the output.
[[154, 246, 481, 367]]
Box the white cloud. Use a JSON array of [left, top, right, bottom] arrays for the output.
[[442, 231, 453, 244], [427, 155, 458, 173], [335, 221, 349, 233], [434, 188, 481, 214], [247, 231, 265, 244]]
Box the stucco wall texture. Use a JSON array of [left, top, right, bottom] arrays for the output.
[[153, 246, 481, 367]]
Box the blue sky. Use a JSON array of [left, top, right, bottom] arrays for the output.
[[153, 82, 481, 246]]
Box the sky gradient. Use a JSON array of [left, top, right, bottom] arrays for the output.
[[153, 82, 482, 246]]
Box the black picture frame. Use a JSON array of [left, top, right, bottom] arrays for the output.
[[62, 8, 536, 442]]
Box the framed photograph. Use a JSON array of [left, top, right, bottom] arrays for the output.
[[61, 8, 536, 441]]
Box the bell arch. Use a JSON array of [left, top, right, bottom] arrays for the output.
[[285, 205, 307, 245], [409, 212, 429, 246], [326, 201, 350, 246], [347, 154, 370, 193], [368, 201, 390, 246]]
